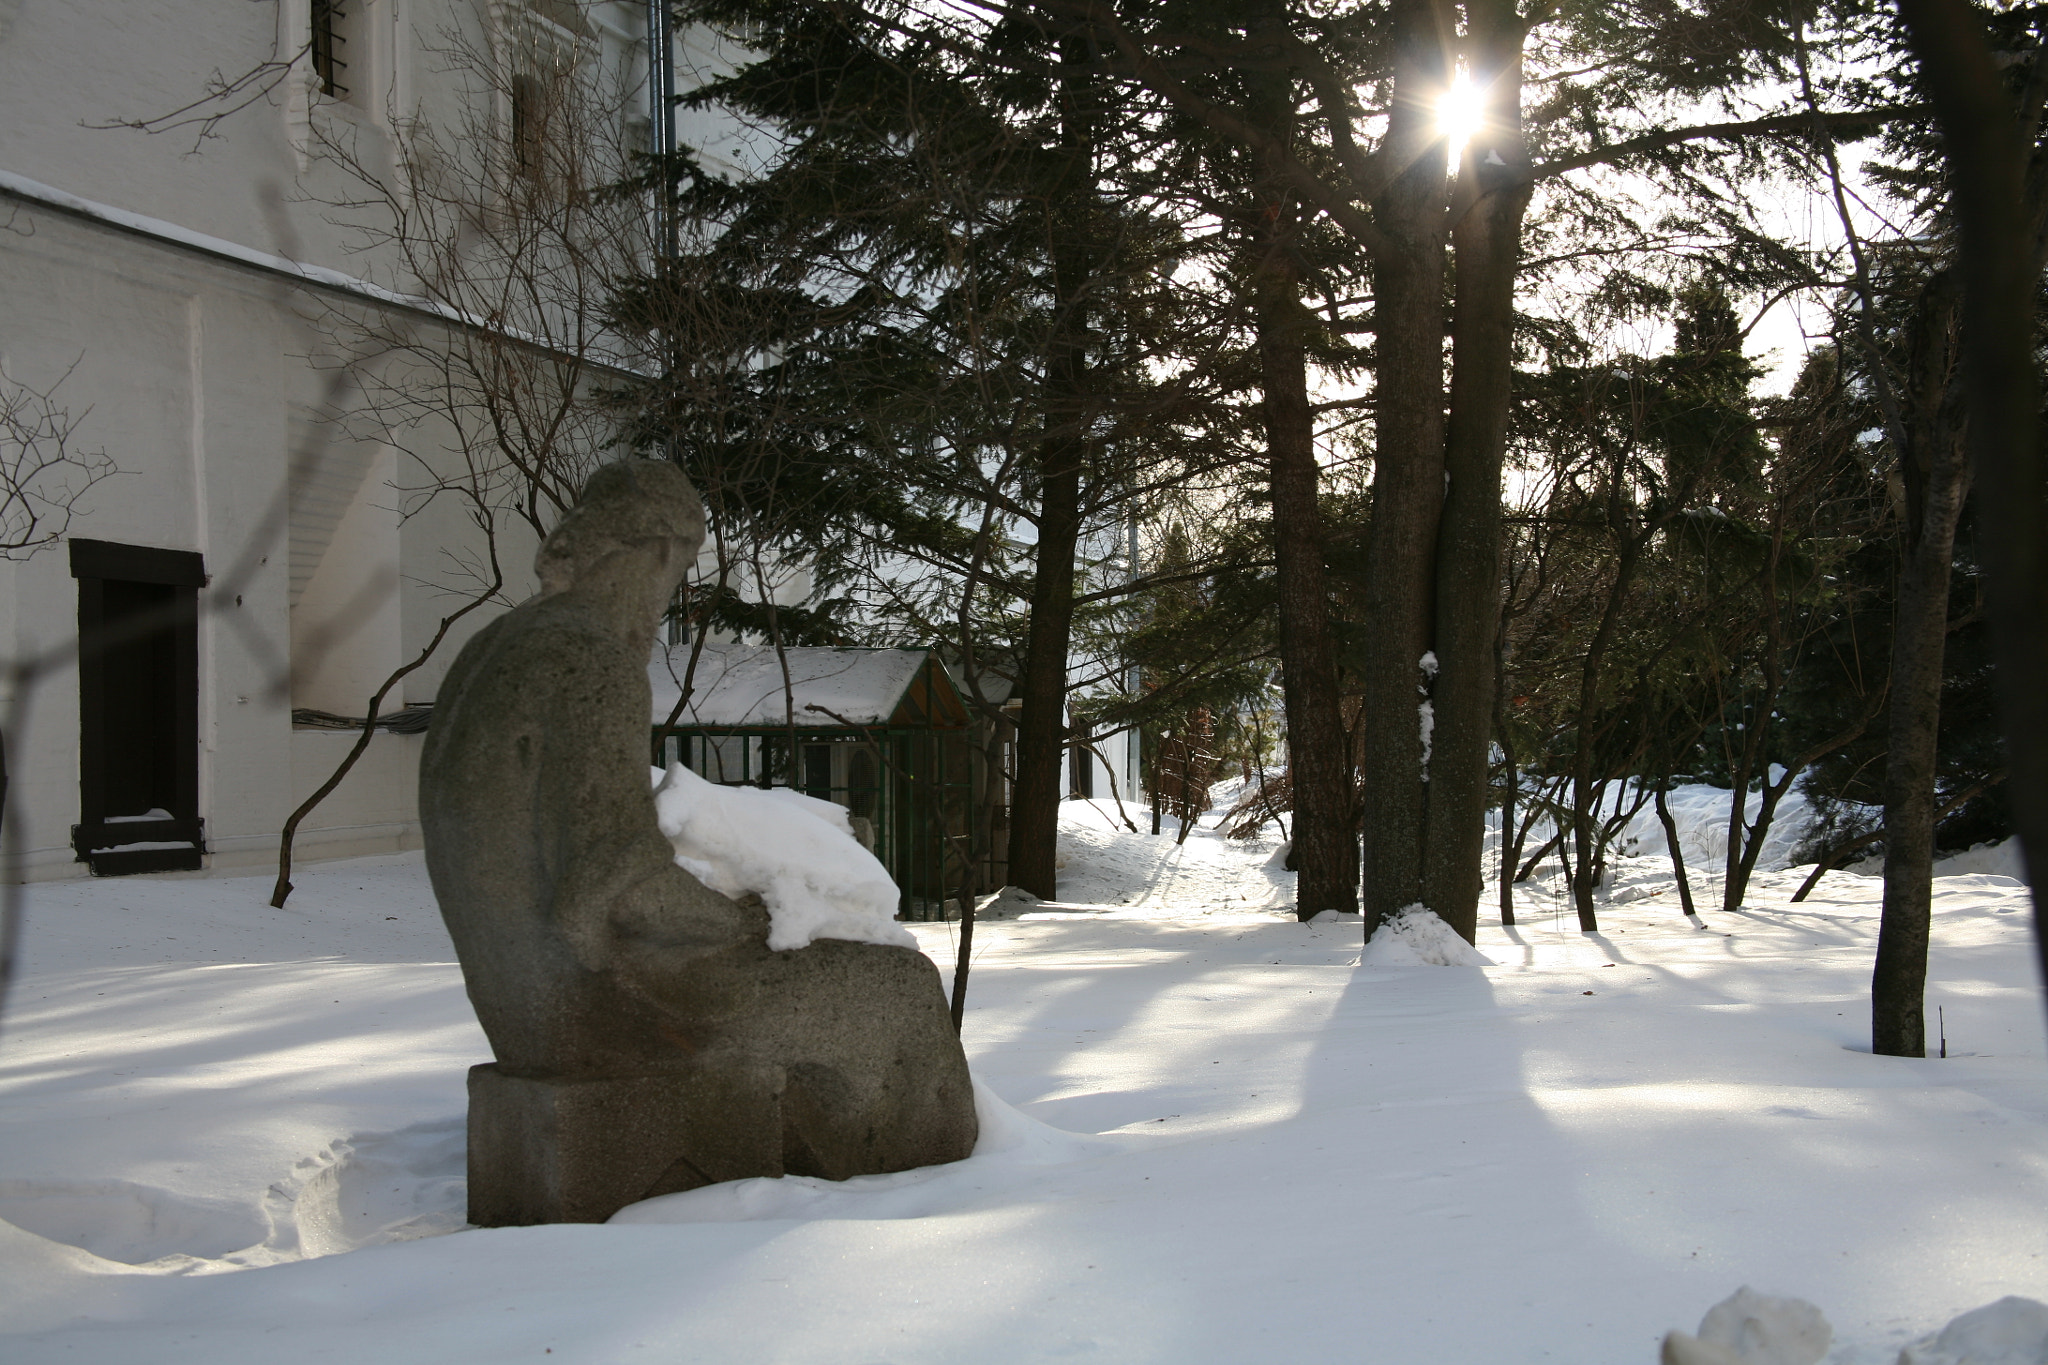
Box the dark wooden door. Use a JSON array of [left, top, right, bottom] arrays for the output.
[[70, 539, 205, 875]]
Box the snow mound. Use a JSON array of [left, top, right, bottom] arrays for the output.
[[1309, 909, 1363, 925], [1900, 1297, 2048, 1365], [0, 1217, 118, 1334], [1360, 904, 1493, 967], [977, 886, 1044, 919], [966, 1078, 1126, 1166], [1661, 1286, 1832, 1365], [0, 1117, 466, 1273], [282, 1118, 468, 1259], [0, 1178, 266, 1265], [651, 762, 914, 952], [1935, 839, 2030, 884], [1551, 780, 1816, 875], [1051, 797, 1295, 914]]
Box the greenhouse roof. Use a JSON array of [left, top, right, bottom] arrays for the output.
[[649, 642, 966, 730]]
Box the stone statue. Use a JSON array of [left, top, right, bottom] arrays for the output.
[[420, 459, 977, 1226]]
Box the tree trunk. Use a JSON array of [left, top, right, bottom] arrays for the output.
[[1725, 761, 1806, 912], [1497, 728, 1518, 927], [1009, 447, 1083, 900], [1567, 527, 1640, 931], [1717, 539, 1789, 915], [1149, 731, 1162, 836], [1358, 0, 1450, 936], [1874, 269, 1970, 1058], [1006, 33, 1097, 902], [1229, 8, 1358, 919], [1899, 0, 2048, 1048], [1654, 778, 1697, 917], [1258, 233, 1358, 918], [1516, 831, 1561, 884], [1420, 1, 1530, 943]]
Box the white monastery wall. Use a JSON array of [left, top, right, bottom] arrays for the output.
[[0, 0, 657, 880]]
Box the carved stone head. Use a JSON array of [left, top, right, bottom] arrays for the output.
[[534, 459, 706, 603]]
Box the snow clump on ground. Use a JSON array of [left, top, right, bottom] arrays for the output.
[[1898, 1296, 2048, 1365], [1662, 1285, 1832, 1365], [650, 762, 913, 951], [1663, 1288, 2048, 1365], [1359, 903, 1493, 966]]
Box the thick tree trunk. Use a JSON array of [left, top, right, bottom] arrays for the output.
[[1235, 21, 1357, 920], [1358, 0, 1450, 936], [1900, 0, 2048, 1049], [1874, 270, 1969, 1058], [1420, 4, 1530, 943], [1008, 449, 1083, 900], [1259, 244, 1358, 918], [1004, 35, 1097, 902], [1872, 495, 1966, 1054]]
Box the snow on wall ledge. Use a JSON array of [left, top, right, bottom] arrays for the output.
[[651, 763, 915, 951]]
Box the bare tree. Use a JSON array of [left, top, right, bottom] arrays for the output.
[[0, 355, 126, 1017], [269, 8, 654, 904], [0, 361, 120, 559], [0, 356, 123, 901]]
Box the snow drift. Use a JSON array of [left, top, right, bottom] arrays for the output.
[[1360, 903, 1494, 966], [1, 796, 2042, 1365]]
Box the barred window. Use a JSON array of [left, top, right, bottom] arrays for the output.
[[511, 72, 547, 180], [311, 0, 350, 99]]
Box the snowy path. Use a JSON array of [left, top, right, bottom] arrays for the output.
[[0, 809, 2041, 1363]]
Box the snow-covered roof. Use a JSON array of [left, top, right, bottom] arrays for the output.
[[650, 642, 964, 729]]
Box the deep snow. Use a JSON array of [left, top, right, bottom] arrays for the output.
[[0, 788, 2042, 1363]]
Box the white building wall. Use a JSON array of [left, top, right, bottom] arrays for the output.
[[0, 217, 313, 877], [0, 0, 653, 879]]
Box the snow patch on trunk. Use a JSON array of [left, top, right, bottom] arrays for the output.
[[1418, 653, 1439, 773]]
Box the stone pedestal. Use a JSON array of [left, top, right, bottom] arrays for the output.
[[466, 1064, 780, 1226]]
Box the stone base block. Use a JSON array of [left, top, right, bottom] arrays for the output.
[[466, 1063, 777, 1227]]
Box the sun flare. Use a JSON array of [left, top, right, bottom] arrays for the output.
[[1435, 70, 1484, 168]]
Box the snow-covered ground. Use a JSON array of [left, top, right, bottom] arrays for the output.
[[0, 792, 2041, 1363]]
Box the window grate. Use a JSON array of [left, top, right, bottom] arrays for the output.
[[511, 72, 545, 180], [312, 0, 349, 99]]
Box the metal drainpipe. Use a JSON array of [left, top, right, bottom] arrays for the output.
[[1127, 513, 1142, 799], [646, 0, 679, 264], [648, 0, 684, 646]]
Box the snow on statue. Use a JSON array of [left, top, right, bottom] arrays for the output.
[[650, 762, 914, 952]]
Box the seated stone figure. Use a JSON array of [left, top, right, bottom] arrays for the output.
[[420, 459, 977, 1225]]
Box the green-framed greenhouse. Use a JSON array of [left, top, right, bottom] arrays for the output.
[[649, 643, 1006, 921]]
